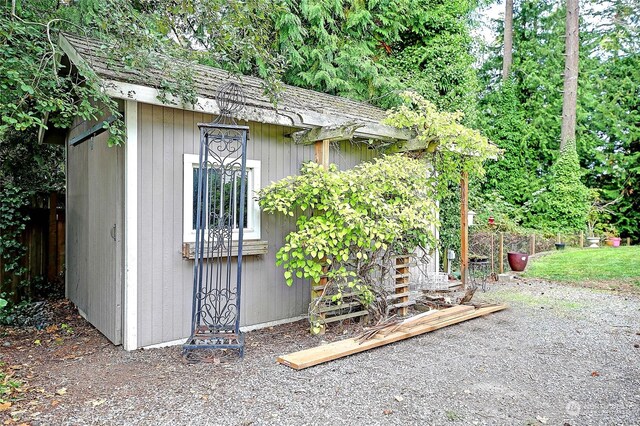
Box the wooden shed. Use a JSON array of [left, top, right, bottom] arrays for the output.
[[54, 34, 431, 350]]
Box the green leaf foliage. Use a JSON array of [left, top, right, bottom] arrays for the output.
[[525, 141, 590, 232], [260, 95, 498, 287], [275, 0, 481, 115], [476, 0, 639, 239], [258, 155, 439, 287]]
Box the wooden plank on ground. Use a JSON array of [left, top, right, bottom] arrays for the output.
[[277, 304, 507, 370]]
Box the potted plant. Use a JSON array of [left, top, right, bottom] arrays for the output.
[[585, 218, 601, 248], [603, 225, 621, 247], [586, 189, 620, 248]]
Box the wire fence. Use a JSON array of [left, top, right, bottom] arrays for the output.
[[467, 230, 635, 275]]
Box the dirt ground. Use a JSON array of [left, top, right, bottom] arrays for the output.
[[1, 279, 639, 425]]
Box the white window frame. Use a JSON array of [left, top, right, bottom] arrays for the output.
[[183, 154, 261, 243]]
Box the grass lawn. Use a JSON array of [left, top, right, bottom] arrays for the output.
[[523, 246, 640, 287]]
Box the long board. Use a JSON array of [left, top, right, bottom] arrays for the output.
[[277, 304, 507, 370]]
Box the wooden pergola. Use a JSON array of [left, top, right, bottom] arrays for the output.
[[302, 123, 472, 288]]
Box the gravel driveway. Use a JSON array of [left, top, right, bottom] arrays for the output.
[[21, 280, 640, 425]]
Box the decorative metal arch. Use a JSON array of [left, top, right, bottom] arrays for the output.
[[183, 83, 249, 360]]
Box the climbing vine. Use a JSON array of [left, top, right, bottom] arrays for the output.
[[259, 93, 498, 295], [383, 91, 500, 193], [524, 140, 590, 232], [258, 155, 438, 290]]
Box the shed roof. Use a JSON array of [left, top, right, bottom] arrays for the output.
[[59, 33, 408, 141]]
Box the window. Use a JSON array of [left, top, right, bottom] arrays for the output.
[[183, 154, 261, 242]]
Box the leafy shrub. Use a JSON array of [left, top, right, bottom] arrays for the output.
[[258, 155, 439, 289], [471, 190, 526, 233], [0, 300, 52, 328], [525, 141, 590, 232]]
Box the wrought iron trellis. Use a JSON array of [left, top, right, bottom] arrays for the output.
[[183, 83, 248, 359], [468, 256, 490, 292]]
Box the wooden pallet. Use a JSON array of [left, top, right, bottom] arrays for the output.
[[277, 304, 507, 370], [310, 260, 369, 333], [390, 255, 412, 315]]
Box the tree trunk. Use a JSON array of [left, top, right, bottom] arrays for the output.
[[502, 0, 514, 80], [560, 0, 579, 150]]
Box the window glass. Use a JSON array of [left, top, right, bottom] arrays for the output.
[[192, 167, 249, 231]]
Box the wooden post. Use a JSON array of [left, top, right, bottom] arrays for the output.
[[443, 251, 449, 276], [57, 211, 65, 276], [529, 234, 536, 255], [557, 232, 561, 244], [47, 192, 58, 282], [579, 231, 584, 248], [310, 140, 330, 334], [460, 172, 469, 287], [498, 232, 504, 274], [490, 232, 495, 277], [311, 263, 328, 334], [627, 237, 631, 246], [395, 256, 410, 316], [314, 140, 330, 170]]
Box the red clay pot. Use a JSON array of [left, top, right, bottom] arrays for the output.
[[507, 252, 529, 272]]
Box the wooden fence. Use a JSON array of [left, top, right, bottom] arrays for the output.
[[470, 230, 633, 275], [0, 192, 65, 302]]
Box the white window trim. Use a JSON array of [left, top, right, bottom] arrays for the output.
[[183, 154, 261, 243]]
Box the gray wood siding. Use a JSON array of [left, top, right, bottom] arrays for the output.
[[67, 125, 124, 345], [331, 140, 377, 170], [137, 105, 368, 347]]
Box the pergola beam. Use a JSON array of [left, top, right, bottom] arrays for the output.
[[291, 121, 364, 145], [397, 137, 438, 153]]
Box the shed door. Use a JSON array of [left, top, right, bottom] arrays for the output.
[[86, 134, 123, 344]]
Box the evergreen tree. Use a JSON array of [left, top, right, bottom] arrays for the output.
[[477, 0, 639, 238]]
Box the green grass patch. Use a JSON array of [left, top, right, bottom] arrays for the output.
[[523, 246, 640, 286]]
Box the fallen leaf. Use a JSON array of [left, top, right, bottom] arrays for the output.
[[45, 325, 59, 333], [383, 409, 393, 415], [591, 371, 600, 377], [55, 387, 67, 396], [51, 400, 60, 407], [0, 402, 12, 411], [85, 399, 105, 407]]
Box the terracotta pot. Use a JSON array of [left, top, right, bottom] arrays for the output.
[[608, 237, 621, 247], [507, 252, 529, 272]]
